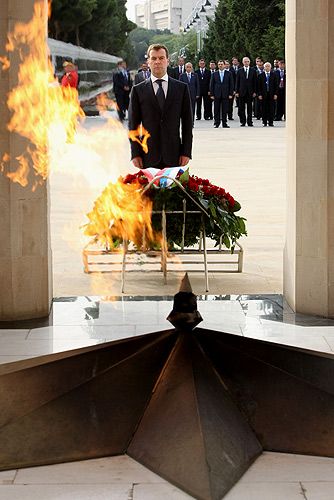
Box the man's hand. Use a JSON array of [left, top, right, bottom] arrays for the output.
[[211, 96, 214, 100], [273, 94, 278, 100], [124, 86, 130, 91], [132, 156, 143, 169], [258, 95, 263, 100], [252, 92, 257, 98], [235, 93, 239, 97], [229, 95, 233, 99], [179, 156, 190, 167]]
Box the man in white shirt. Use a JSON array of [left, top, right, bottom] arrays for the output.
[[128, 44, 193, 169]]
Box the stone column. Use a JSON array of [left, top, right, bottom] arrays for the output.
[[284, 1, 334, 316], [0, 0, 52, 320]]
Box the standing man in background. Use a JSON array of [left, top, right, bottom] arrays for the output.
[[195, 59, 211, 120], [128, 44, 193, 169], [113, 60, 132, 122], [257, 62, 278, 127], [180, 62, 200, 126], [210, 60, 234, 128], [235, 56, 257, 127], [134, 61, 151, 84], [275, 59, 286, 121]]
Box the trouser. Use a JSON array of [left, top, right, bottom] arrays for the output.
[[262, 93, 275, 125], [276, 88, 285, 120], [238, 94, 253, 125], [214, 98, 228, 126], [115, 92, 129, 121], [196, 94, 212, 119], [228, 95, 234, 119], [253, 96, 262, 119]]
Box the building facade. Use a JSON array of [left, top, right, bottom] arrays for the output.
[[135, 0, 194, 34]]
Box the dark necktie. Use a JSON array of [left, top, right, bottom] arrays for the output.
[[156, 79, 165, 110], [245, 68, 248, 79]]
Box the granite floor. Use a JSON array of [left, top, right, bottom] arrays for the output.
[[1, 295, 334, 499]]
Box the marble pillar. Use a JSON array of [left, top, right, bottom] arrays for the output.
[[284, 1, 334, 316], [0, 0, 52, 320]]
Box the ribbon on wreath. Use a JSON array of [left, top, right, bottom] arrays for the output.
[[139, 166, 189, 188]]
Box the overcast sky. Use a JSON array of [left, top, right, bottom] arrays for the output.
[[126, 0, 144, 22]]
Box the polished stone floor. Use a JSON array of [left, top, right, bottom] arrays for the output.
[[1, 295, 334, 498]]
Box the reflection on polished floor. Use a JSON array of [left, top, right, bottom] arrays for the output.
[[1, 295, 334, 499]]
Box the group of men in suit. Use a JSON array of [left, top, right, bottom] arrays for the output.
[[125, 46, 286, 170]]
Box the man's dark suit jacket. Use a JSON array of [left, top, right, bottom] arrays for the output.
[[134, 70, 150, 85], [229, 66, 240, 90], [275, 69, 286, 90], [179, 72, 200, 101], [257, 71, 279, 98], [195, 68, 211, 96], [113, 69, 132, 97], [236, 67, 257, 97], [209, 70, 234, 99], [128, 77, 193, 168], [172, 65, 185, 80]]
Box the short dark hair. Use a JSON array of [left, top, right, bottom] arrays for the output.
[[199, 58, 205, 62], [147, 44, 169, 59], [210, 60, 216, 64]]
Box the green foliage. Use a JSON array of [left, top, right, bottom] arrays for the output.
[[49, 0, 136, 60], [202, 0, 285, 63], [128, 28, 198, 68]]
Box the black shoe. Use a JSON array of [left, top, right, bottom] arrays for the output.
[[223, 124, 230, 128], [248, 124, 253, 127], [263, 123, 267, 127], [228, 117, 234, 120], [269, 123, 274, 127], [196, 117, 201, 120], [214, 124, 219, 128], [240, 123, 245, 127]]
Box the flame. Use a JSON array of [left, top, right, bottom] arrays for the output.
[[83, 179, 154, 250], [0, 1, 84, 189], [128, 126, 151, 154]]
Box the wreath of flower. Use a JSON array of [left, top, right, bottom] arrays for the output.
[[121, 169, 247, 250]]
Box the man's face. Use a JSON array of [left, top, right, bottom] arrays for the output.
[[178, 57, 185, 66], [225, 61, 230, 69], [274, 59, 279, 67], [278, 61, 285, 70], [232, 58, 239, 66], [148, 48, 169, 78], [142, 63, 148, 71], [243, 58, 250, 67], [209, 62, 216, 70], [218, 61, 225, 70], [199, 60, 205, 68], [264, 63, 271, 72], [185, 63, 192, 73]]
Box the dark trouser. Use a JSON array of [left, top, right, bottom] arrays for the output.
[[262, 93, 275, 125], [253, 96, 262, 119], [228, 95, 234, 119], [115, 92, 129, 121], [214, 97, 229, 126], [238, 94, 253, 125], [191, 99, 196, 125], [276, 88, 285, 120], [196, 94, 212, 119]]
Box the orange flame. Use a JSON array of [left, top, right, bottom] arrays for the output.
[[1, 1, 83, 188], [128, 126, 151, 154], [83, 179, 154, 250]]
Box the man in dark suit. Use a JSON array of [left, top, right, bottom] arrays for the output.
[[254, 57, 264, 120], [113, 60, 132, 122], [209, 60, 234, 128], [194, 58, 211, 120], [257, 62, 278, 126], [134, 62, 151, 84], [235, 56, 257, 126], [180, 62, 200, 125], [172, 56, 186, 80], [275, 59, 286, 120], [230, 57, 240, 109], [128, 44, 193, 170]]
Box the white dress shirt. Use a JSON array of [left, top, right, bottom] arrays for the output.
[[151, 73, 168, 97]]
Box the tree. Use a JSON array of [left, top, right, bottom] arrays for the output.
[[49, 0, 97, 45], [202, 0, 285, 63]]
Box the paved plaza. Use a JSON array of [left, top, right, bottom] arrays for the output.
[[51, 114, 286, 297]]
